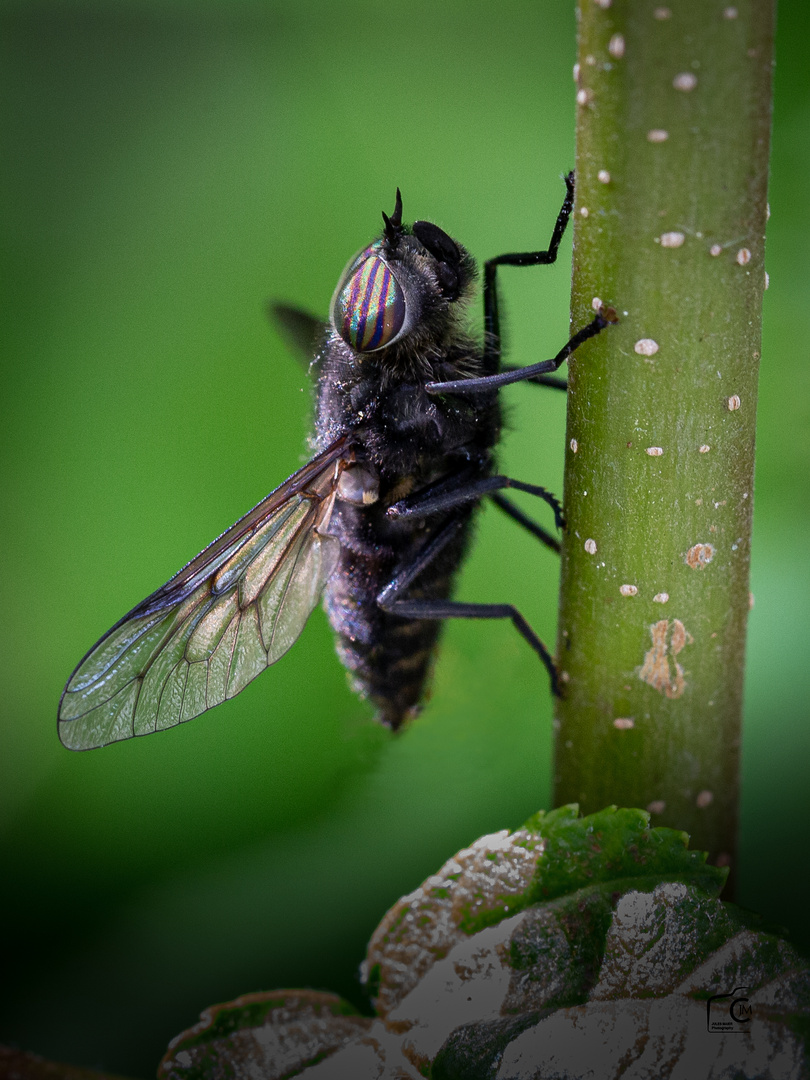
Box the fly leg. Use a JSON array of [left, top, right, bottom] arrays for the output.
[[377, 514, 561, 696], [425, 311, 614, 396], [489, 493, 560, 553], [387, 473, 564, 529], [481, 171, 575, 375], [424, 172, 617, 398], [498, 367, 568, 391]]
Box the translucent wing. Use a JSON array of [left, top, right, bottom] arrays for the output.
[[58, 438, 350, 751]]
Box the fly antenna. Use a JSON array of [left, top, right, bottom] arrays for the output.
[[382, 188, 404, 243]]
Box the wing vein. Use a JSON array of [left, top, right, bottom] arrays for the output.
[[224, 612, 240, 696]]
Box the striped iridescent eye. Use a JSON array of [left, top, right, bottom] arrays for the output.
[[331, 249, 407, 353]]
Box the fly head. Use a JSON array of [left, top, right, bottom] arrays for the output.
[[329, 190, 476, 361]]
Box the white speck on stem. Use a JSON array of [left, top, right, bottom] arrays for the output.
[[647, 129, 669, 143], [584, 538, 597, 555], [576, 88, 590, 106], [634, 338, 659, 356], [710, 244, 723, 256], [597, 169, 611, 184], [653, 7, 671, 18], [673, 72, 698, 92], [727, 394, 741, 411], [699, 444, 711, 454], [696, 790, 714, 809], [646, 447, 663, 457], [580, 206, 589, 218], [736, 247, 752, 265], [573, 62, 580, 82], [723, 6, 738, 18], [660, 231, 685, 248], [647, 800, 666, 814], [613, 717, 634, 730], [592, 296, 603, 311], [653, 592, 669, 604], [594, 0, 612, 8], [764, 271, 769, 289], [620, 584, 638, 597], [570, 438, 578, 453], [608, 34, 625, 58]]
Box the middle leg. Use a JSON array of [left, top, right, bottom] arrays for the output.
[[377, 513, 561, 695], [387, 471, 564, 530]]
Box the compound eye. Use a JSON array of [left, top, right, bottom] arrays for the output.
[[331, 252, 407, 353]]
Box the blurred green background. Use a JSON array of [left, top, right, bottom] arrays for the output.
[[1, 1, 808, 1073]]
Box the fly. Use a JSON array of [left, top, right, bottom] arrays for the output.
[[58, 175, 615, 750]]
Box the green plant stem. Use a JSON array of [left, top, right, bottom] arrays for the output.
[[553, 0, 774, 882]]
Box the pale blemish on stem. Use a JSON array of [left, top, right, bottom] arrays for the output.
[[686, 542, 715, 569], [584, 538, 598, 555], [619, 584, 638, 597], [727, 394, 741, 410], [647, 129, 669, 143], [659, 231, 685, 248], [639, 618, 693, 699], [613, 717, 634, 729], [634, 338, 659, 356], [645, 446, 663, 457]]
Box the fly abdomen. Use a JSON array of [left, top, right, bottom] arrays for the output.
[[323, 501, 474, 731]]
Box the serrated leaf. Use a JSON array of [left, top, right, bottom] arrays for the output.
[[158, 990, 372, 1080], [159, 809, 808, 1079], [364, 805, 727, 1017]]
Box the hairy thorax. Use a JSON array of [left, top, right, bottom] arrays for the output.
[[314, 331, 500, 484]]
